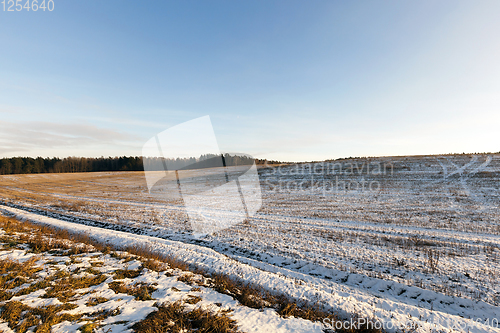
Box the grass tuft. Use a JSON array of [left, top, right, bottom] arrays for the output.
[[131, 301, 239, 333], [109, 281, 157, 301]]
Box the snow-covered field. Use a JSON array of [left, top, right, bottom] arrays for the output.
[[1, 153, 500, 332], [0, 214, 327, 333]]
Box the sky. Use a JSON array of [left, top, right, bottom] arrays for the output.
[[1, 0, 499, 162]]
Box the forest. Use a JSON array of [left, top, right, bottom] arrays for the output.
[[0, 154, 272, 175]]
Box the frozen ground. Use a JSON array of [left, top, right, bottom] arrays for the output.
[[0, 215, 324, 333], [1, 153, 500, 332]]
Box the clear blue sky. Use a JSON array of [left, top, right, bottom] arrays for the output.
[[1, 0, 499, 161]]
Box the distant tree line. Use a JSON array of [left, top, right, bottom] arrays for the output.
[[0, 155, 277, 175], [0, 156, 144, 175], [143, 153, 261, 171]]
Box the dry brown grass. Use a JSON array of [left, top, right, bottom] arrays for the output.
[[123, 244, 189, 272], [109, 281, 156, 301], [0, 300, 81, 333], [85, 296, 109, 307], [185, 295, 203, 305], [42, 273, 107, 302], [131, 301, 239, 333], [0, 215, 105, 255], [114, 268, 142, 280], [141, 258, 168, 272], [0, 257, 41, 284], [0, 257, 45, 301]]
